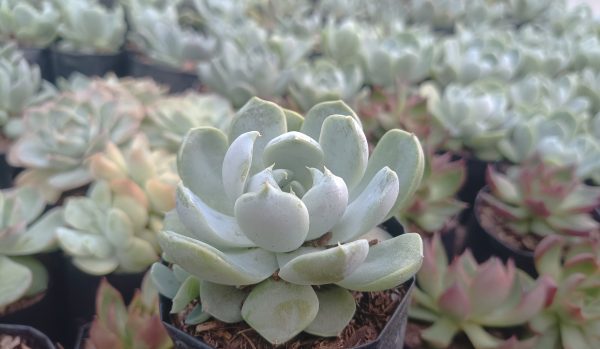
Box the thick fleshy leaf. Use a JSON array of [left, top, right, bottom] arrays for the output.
[[200, 281, 247, 323], [157, 231, 277, 286], [0, 208, 63, 255], [16, 257, 48, 297], [302, 168, 348, 240], [283, 108, 304, 132], [241, 279, 319, 345], [222, 131, 259, 205], [486, 167, 521, 204], [171, 276, 199, 313], [185, 305, 211, 325], [116, 237, 158, 273], [72, 257, 119, 275], [319, 114, 368, 191], [150, 263, 180, 299], [300, 100, 359, 140], [438, 282, 471, 320], [0, 256, 32, 308], [228, 97, 287, 175], [463, 323, 503, 349], [245, 166, 289, 193], [350, 130, 424, 220], [304, 286, 356, 337], [421, 318, 460, 349], [336, 233, 423, 291], [176, 184, 254, 248], [469, 258, 515, 316], [279, 240, 369, 285], [104, 208, 134, 247], [64, 197, 101, 233], [330, 167, 399, 243], [234, 183, 309, 253], [177, 127, 230, 214], [417, 235, 448, 300], [56, 228, 113, 259], [262, 132, 324, 189]]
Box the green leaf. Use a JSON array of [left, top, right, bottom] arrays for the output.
[[200, 281, 248, 323], [301, 100, 359, 140], [171, 276, 199, 314], [0, 208, 63, 255], [302, 168, 348, 240], [283, 108, 304, 132], [150, 263, 180, 299], [241, 279, 318, 345], [0, 256, 32, 308], [304, 286, 356, 337], [420, 317, 460, 349], [13, 257, 48, 297], [222, 131, 259, 206]]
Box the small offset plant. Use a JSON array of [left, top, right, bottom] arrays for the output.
[[0, 186, 64, 313], [481, 158, 600, 241], [0, 43, 54, 141], [531, 235, 600, 349], [56, 0, 126, 54], [57, 134, 178, 276], [153, 98, 425, 345], [86, 273, 173, 349], [8, 78, 145, 203], [143, 93, 233, 152], [396, 152, 467, 234], [0, 0, 61, 48], [410, 235, 552, 349]]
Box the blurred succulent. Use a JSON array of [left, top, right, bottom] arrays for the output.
[[0, 186, 64, 313], [514, 27, 571, 77], [8, 79, 145, 203], [363, 28, 434, 88], [143, 93, 233, 152], [0, 0, 60, 48], [321, 20, 364, 67], [570, 34, 600, 71], [0, 43, 54, 141], [410, 235, 552, 349], [531, 235, 600, 349], [153, 97, 425, 344], [86, 273, 173, 349], [56, 0, 126, 54], [481, 159, 600, 240], [396, 152, 467, 234], [198, 42, 293, 107], [408, 0, 466, 31], [506, 0, 552, 25], [127, 2, 217, 71], [576, 69, 600, 115], [536, 135, 600, 184], [56, 180, 160, 276], [289, 58, 364, 112], [429, 80, 515, 161]]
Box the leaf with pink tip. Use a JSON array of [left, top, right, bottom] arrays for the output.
[[417, 235, 447, 299], [420, 317, 460, 349], [486, 166, 521, 204], [534, 236, 564, 278], [438, 282, 471, 320], [546, 214, 599, 237], [470, 258, 515, 316], [479, 192, 528, 220]]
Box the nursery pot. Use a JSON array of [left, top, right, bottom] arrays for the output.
[[0, 324, 55, 349], [0, 251, 67, 345], [19, 46, 54, 83], [73, 323, 89, 349], [455, 154, 488, 212], [127, 51, 199, 93], [51, 47, 126, 79], [0, 153, 12, 189], [466, 187, 536, 276]]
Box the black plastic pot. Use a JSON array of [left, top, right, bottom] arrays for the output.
[[466, 187, 536, 276], [0, 251, 67, 345], [127, 52, 199, 93], [51, 47, 126, 79], [456, 154, 489, 211], [0, 324, 55, 349], [19, 46, 54, 83], [63, 260, 145, 348], [0, 154, 13, 189], [73, 323, 89, 349]]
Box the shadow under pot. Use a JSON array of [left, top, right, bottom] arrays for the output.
[[466, 187, 537, 277], [51, 47, 126, 79], [0, 251, 68, 345], [0, 324, 55, 349], [127, 52, 199, 93], [159, 218, 414, 349], [19, 46, 54, 83]]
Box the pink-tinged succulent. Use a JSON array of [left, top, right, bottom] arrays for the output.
[[481, 158, 600, 239], [86, 273, 173, 349], [410, 234, 553, 349], [531, 235, 600, 349], [397, 152, 467, 234]]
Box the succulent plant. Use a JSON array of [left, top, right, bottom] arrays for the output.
[[536, 134, 600, 184], [531, 235, 600, 349], [86, 273, 173, 349], [55, 0, 126, 54], [576, 69, 600, 115], [153, 97, 425, 344], [0, 43, 54, 141], [143, 93, 233, 152], [481, 159, 600, 240], [506, 0, 553, 25], [56, 134, 177, 276], [320, 20, 364, 67], [396, 152, 467, 234], [0, 186, 64, 313], [429, 80, 516, 161], [198, 42, 293, 107], [410, 235, 552, 349], [514, 27, 571, 77], [0, 0, 60, 48], [288, 58, 364, 112], [408, 0, 466, 31], [8, 78, 145, 203]]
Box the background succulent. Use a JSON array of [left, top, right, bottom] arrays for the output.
[[410, 235, 552, 349], [0, 0, 60, 48], [153, 97, 425, 344]]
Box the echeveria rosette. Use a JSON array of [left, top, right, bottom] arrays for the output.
[[0, 186, 64, 313], [410, 235, 552, 349], [482, 160, 600, 239], [0, 0, 60, 48], [56, 181, 160, 276], [531, 235, 600, 349], [155, 97, 425, 344]]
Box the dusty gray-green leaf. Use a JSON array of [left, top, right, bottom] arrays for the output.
[[200, 281, 248, 323], [301, 100, 359, 140], [150, 263, 180, 299], [304, 286, 356, 337], [302, 168, 348, 240], [171, 276, 200, 313]]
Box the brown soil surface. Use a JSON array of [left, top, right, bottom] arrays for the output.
[[0, 292, 45, 318]]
